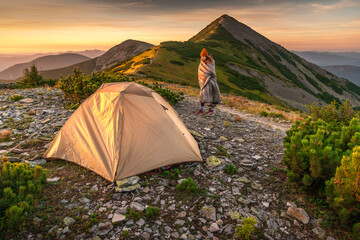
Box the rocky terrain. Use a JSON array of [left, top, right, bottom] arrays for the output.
[[0, 87, 336, 239]]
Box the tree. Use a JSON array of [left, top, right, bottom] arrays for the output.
[[21, 64, 43, 87]]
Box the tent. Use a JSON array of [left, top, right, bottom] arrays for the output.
[[43, 82, 202, 181]]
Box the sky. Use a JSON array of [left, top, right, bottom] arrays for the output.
[[0, 0, 359, 54]]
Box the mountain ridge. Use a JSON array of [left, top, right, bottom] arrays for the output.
[[41, 39, 154, 79], [111, 14, 360, 110], [0, 53, 90, 80]]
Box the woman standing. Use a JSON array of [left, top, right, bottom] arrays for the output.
[[196, 48, 221, 115]]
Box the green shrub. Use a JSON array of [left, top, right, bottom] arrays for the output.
[[59, 68, 183, 105], [145, 206, 159, 220], [224, 164, 238, 175], [59, 68, 131, 103], [217, 145, 230, 157], [234, 217, 257, 240], [325, 146, 360, 227], [9, 95, 24, 101], [260, 111, 268, 117], [0, 162, 47, 233], [125, 208, 143, 221], [283, 101, 360, 232], [169, 60, 184, 66], [176, 177, 197, 194]]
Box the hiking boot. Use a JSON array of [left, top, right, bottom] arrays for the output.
[[204, 109, 214, 114], [195, 109, 204, 115]]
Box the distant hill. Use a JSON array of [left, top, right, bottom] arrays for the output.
[[42, 40, 154, 79], [0, 50, 104, 72], [0, 53, 91, 80], [324, 65, 360, 86], [110, 15, 360, 110], [293, 51, 360, 67]]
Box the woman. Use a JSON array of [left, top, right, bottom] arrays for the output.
[[196, 48, 221, 115]]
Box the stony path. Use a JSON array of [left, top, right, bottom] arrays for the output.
[[0, 87, 333, 239]]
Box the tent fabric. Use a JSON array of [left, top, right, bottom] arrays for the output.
[[43, 82, 202, 181]]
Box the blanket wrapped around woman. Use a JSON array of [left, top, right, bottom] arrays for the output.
[[198, 58, 221, 105]]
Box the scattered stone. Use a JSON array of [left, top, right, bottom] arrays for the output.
[[116, 176, 140, 187], [20, 98, 34, 103], [79, 197, 90, 204], [251, 182, 263, 190], [312, 227, 326, 239], [95, 222, 113, 235], [47, 177, 60, 183], [240, 159, 255, 168], [200, 205, 216, 221], [114, 183, 141, 192], [63, 217, 75, 226], [206, 155, 222, 167], [209, 223, 220, 233], [130, 202, 145, 211], [111, 213, 126, 223], [229, 211, 240, 220], [287, 206, 310, 224], [90, 184, 99, 191]]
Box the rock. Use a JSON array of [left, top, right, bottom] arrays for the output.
[[48, 225, 57, 234], [168, 204, 176, 211], [20, 98, 34, 103], [33, 217, 42, 225], [312, 227, 326, 239], [136, 218, 145, 226], [0, 141, 14, 147], [178, 211, 187, 218], [206, 155, 222, 167], [209, 223, 220, 232], [74, 233, 86, 240], [111, 213, 126, 223], [0, 150, 8, 155], [237, 177, 251, 183], [95, 221, 113, 235], [130, 202, 145, 211], [287, 206, 310, 224], [79, 197, 90, 204], [200, 205, 216, 221], [116, 176, 140, 187], [240, 159, 255, 168], [63, 217, 75, 226], [229, 211, 240, 220], [62, 226, 70, 234], [26, 159, 47, 167], [114, 183, 141, 192], [6, 156, 21, 162], [252, 155, 262, 160], [251, 182, 263, 190], [175, 219, 185, 226], [90, 185, 99, 192], [262, 202, 270, 208], [172, 232, 180, 238], [47, 177, 60, 183]]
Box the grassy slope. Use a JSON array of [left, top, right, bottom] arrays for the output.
[[111, 24, 360, 109], [113, 39, 284, 106]]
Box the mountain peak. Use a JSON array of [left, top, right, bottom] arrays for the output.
[[190, 14, 279, 50]]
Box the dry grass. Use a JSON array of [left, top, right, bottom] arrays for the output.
[[0, 129, 11, 142], [135, 78, 304, 122]]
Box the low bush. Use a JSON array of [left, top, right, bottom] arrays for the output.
[[224, 164, 238, 175], [176, 177, 198, 194], [169, 60, 184, 66], [145, 206, 159, 220], [0, 161, 47, 233], [9, 95, 24, 101], [234, 217, 257, 240], [59, 68, 183, 105], [282, 100, 360, 232]]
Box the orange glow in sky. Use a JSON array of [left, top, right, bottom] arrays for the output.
[[0, 0, 359, 54]]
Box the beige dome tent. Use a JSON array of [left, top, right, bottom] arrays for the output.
[[44, 82, 202, 181]]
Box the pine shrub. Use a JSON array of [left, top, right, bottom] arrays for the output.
[[325, 146, 360, 227], [0, 161, 47, 233]]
